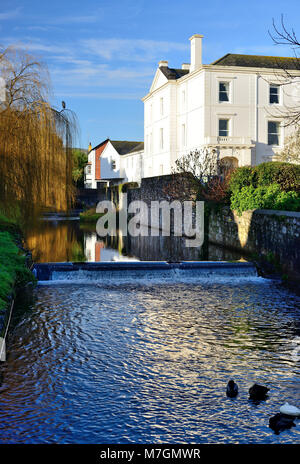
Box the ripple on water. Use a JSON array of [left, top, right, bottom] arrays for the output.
[[0, 280, 299, 443]]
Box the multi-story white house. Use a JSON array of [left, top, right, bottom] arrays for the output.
[[84, 139, 144, 188], [143, 34, 300, 177], [84, 34, 299, 188]]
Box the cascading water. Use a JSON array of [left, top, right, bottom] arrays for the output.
[[35, 261, 259, 285]]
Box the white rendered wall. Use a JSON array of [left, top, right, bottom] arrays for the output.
[[144, 83, 173, 177], [144, 64, 300, 176], [84, 149, 96, 188], [120, 150, 143, 183], [100, 142, 121, 179]]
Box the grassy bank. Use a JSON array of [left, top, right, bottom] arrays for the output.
[[79, 207, 104, 223], [0, 214, 35, 312]]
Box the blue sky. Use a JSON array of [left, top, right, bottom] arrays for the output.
[[0, 0, 299, 149]]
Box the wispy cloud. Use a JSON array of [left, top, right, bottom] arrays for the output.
[[55, 91, 142, 100], [2, 38, 72, 55], [0, 35, 174, 99], [51, 62, 153, 89], [0, 7, 22, 21], [81, 38, 188, 62], [47, 12, 103, 25]]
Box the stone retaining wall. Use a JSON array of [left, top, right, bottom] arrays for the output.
[[106, 175, 300, 280], [208, 206, 300, 279]]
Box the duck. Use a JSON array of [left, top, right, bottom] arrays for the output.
[[269, 413, 296, 434], [249, 383, 269, 400], [226, 380, 238, 398], [279, 402, 300, 417]]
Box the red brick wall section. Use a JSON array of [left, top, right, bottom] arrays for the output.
[[95, 141, 108, 180], [95, 241, 105, 262]]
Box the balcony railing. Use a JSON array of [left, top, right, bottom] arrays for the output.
[[204, 136, 253, 146]]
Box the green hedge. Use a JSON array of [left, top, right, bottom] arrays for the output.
[[230, 162, 300, 194], [229, 162, 300, 214], [231, 183, 300, 215]]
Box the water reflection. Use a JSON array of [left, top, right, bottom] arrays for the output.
[[1, 281, 300, 443], [25, 217, 245, 263]]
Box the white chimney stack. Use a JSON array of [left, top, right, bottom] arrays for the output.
[[189, 34, 204, 72], [159, 60, 168, 68], [181, 63, 190, 70]]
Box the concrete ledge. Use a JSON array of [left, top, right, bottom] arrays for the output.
[[252, 209, 300, 218], [34, 261, 256, 281]]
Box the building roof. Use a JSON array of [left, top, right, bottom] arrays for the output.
[[110, 140, 144, 155], [91, 138, 143, 155], [211, 53, 299, 70], [159, 66, 190, 80]]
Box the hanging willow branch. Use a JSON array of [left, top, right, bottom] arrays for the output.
[[0, 45, 77, 219]]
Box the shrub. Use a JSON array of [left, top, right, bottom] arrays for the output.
[[200, 173, 232, 203], [229, 166, 257, 193], [255, 162, 300, 192], [229, 162, 300, 194], [273, 189, 300, 211], [230, 183, 300, 215]]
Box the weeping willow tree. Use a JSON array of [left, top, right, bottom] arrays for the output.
[[0, 46, 77, 220]]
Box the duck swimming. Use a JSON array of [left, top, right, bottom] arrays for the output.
[[269, 413, 296, 434], [226, 380, 238, 398], [249, 383, 269, 400]]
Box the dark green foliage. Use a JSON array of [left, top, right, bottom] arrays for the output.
[[229, 166, 257, 193], [231, 183, 300, 215], [0, 229, 35, 310], [255, 162, 300, 192], [229, 162, 300, 193], [72, 149, 88, 187], [229, 162, 300, 213]]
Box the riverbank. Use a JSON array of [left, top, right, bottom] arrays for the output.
[[0, 215, 35, 339], [79, 207, 104, 223]]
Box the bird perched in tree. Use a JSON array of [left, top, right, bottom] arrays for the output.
[[249, 383, 269, 400], [62, 101, 66, 109], [226, 380, 239, 398], [269, 413, 296, 434]]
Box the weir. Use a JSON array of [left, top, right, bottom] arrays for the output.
[[34, 261, 258, 283]]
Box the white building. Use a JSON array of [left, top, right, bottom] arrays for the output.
[[84, 139, 144, 188], [143, 34, 300, 177]]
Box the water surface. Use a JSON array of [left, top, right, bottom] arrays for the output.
[[24, 217, 245, 263], [1, 279, 299, 443]]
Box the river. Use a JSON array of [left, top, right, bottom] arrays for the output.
[[0, 217, 299, 444]]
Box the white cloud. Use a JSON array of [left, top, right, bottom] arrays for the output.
[[51, 62, 153, 89], [0, 7, 22, 21], [0, 35, 175, 98], [81, 38, 188, 62], [47, 12, 103, 25], [1, 38, 71, 55], [55, 91, 142, 100]]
